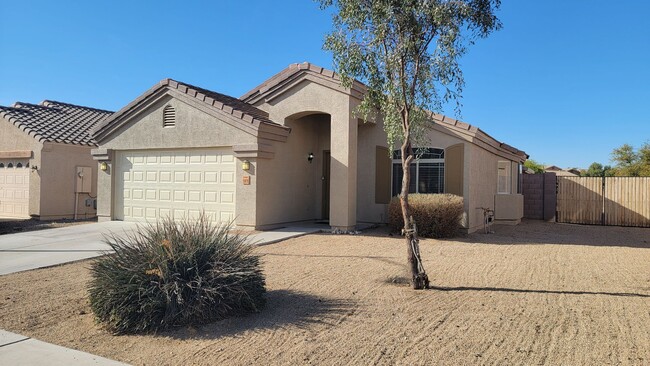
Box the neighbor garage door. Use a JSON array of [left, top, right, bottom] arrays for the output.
[[115, 148, 236, 223], [0, 161, 30, 219]]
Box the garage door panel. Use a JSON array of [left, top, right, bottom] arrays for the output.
[[220, 212, 234, 222], [205, 154, 218, 164], [221, 191, 234, 203], [174, 172, 186, 183], [189, 171, 202, 183], [160, 154, 173, 164], [160, 190, 171, 201], [0, 162, 30, 219], [115, 148, 236, 224], [221, 171, 235, 184]]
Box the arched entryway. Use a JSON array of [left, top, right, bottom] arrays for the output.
[[284, 112, 331, 222]]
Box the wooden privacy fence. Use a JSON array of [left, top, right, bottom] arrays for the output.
[[556, 176, 650, 227]]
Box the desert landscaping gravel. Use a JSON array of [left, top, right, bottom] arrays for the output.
[[0, 220, 648, 365]]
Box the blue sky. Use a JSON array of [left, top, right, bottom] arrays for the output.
[[1, 0, 648, 169]]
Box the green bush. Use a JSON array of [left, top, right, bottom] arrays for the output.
[[388, 194, 464, 238], [88, 215, 265, 334]]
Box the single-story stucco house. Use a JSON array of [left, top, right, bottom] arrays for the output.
[[91, 62, 527, 233], [0, 100, 112, 220]]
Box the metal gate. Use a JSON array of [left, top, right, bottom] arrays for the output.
[[556, 176, 650, 227]]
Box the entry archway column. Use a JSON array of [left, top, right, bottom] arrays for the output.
[[329, 107, 357, 231]]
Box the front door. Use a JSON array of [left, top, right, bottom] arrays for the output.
[[322, 150, 330, 219]]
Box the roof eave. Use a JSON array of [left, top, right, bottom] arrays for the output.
[[92, 80, 289, 143], [241, 62, 367, 104]]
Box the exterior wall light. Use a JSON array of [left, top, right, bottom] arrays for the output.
[[242, 159, 250, 171], [308, 152, 314, 163], [99, 162, 108, 171]]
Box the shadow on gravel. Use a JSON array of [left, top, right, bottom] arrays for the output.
[[429, 285, 650, 298], [164, 289, 357, 340]]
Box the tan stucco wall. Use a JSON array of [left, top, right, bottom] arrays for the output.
[[254, 114, 328, 228], [253, 80, 358, 230], [0, 119, 43, 216], [97, 93, 259, 224], [494, 193, 524, 221], [100, 95, 256, 150], [466, 145, 522, 232], [356, 118, 389, 223], [39, 143, 97, 219]]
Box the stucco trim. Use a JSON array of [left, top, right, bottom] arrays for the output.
[[0, 150, 32, 159], [91, 148, 113, 161], [233, 143, 275, 159], [92, 79, 290, 143]]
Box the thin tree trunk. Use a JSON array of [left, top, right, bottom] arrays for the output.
[[400, 143, 429, 290]]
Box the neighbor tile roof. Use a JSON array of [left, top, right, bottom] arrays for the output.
[[0, 100, 113, 146]]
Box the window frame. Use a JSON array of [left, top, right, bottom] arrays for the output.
[[391, 147, 445, 196], [497, 160, 511, 194]]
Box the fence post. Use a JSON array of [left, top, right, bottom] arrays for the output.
[[601, 176, 606, 226]]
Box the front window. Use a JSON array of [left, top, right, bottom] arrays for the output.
[[392, 148, 445, 196]]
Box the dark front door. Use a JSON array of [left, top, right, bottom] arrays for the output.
[[322, 150, 330, 219]]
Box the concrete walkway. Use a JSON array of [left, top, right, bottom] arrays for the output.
[[0, 221, 138, 276], [0, 330, 128, 365], [0, 221, 328, 366]]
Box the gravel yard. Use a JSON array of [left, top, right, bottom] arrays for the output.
[[0, 220, 648, 365]]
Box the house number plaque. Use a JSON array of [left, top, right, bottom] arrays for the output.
[[243, 176, 250, 185]]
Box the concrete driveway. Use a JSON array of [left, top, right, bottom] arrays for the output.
[[0, 221, 331, 276], [0, 221, 137, 276]]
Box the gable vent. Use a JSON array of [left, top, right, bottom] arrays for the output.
[[163, 105, 176, 128]]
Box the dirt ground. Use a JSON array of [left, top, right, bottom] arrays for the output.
[[0, 220, 648, 365]]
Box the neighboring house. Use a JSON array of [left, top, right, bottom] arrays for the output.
[[544, 165, 578, 177], [91, 63, 527, 233], [0, 101, 112, 220]]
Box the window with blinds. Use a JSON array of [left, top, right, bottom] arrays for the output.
[[391, 148, 445, 196]]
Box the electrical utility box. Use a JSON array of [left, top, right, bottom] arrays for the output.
[[76, 166, 92, 193]]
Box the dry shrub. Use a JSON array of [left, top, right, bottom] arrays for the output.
[[388, 194, 464, 238], [88, 214, 265, 334]]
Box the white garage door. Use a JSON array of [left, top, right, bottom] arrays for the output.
[[0, 161, 30, 219], [115, 148, 236, 223]]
